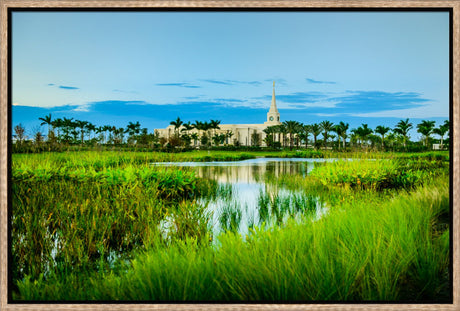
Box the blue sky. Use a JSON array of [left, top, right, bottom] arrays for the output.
[[12, 11, 450, 140]]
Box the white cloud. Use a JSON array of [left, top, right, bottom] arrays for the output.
[[73, 104, 90, 112]]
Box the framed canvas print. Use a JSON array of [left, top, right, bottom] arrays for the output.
[[1, 1, 458, 310]]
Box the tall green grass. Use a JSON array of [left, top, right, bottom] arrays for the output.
[[15, 175, 449, 302], [11, 153, 219, 286], [309, 158, 446, 190], [12, 150, 450, 301]]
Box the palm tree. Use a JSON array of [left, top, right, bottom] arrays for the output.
[[170, 117, 184, 135], [61, 117, 75, 143], [278, 123, 287, 148], [333, 122, 349, 150], [319, 120, 334, 149], [356, 124, 373, 149], [375, 125, 391, 150], [38, 113, 53, 140], [298, 124, 310, 148], [350, 128, 360, 148], [433, 120, 449, 149], [126, 121, 141, 144], [86, 122, 96, 141], [309, 123, 321, 150], [113, 127, 125, 144], [394, 118, 413, 149], [181, 122, 194, 134], [283, 120, 302, 150], [263, 126, 276, 148], [226, 131, 234, 145], [201, 121, 212, 146], [209, 119, 221, 145], [74, 120, 89, 146], [294, 122, 304, 148], [416, 120, 436, 148], [192, 120, 205, 145], [339, 122, 349, 150], [191, 133, 199, 146], [51, 117, 64, 141], [102, 125, 112, 144]]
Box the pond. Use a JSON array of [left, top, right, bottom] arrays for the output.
[[153, 158, 335, 237]]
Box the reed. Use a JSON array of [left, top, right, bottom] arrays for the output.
[[15, 176, 449, 302], [11, 150, 450, 302]]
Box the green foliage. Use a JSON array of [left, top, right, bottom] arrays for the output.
[[15, 176, 449, 301], [11, 150, 450, 302], [11, 152, 219, 285], [309, 158, 447, 191]]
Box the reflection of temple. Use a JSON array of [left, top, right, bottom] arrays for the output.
[[193, 161, 311, 184], [156, 82, 282, 147]]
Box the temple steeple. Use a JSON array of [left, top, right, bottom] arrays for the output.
[[265, 81, 281, 125]]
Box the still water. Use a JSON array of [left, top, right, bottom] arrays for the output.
[[154, 158, 334, 236]]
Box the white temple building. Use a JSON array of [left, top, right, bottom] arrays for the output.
[[156, 82, 282, 147]]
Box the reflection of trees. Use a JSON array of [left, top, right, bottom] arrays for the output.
[[191, 161, 311, 184]]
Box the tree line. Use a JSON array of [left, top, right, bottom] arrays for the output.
[[12, 114, 449, 152], [262, 119, 449, 151]]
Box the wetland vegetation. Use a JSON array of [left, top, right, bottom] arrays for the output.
[[10, 149, 450, 302]]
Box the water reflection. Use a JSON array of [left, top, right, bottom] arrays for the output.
[[153, 158, 333, 236]]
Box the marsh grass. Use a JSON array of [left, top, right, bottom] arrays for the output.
[[15, 176, 449, 302], [11, 152, 219, 286], [11, 150, 450, 302], [309, 158, 446, 190]]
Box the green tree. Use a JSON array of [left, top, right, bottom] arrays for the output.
[[298, 124, 311, 148], [394, 118, 413, 149], [38, 113, 53, 140], [126, 121, 141, 145], [74, 120, 89, 146], [209, 119, 221, 145], [433, 120, 449, 149], [283, 120, 302, 150], [417, 120, 436, 148], [309, 123, 322, 150], [14, 123, 26, 144], [375, 125, 391, 150], [263, 126, 276, 148], [191, 133, 199, 147], [86, 122, 96, 142], [319, 120, 334, 149], [353, 124, 373, 149], [225, 131, 234, 145], [333, 122, 349, 150], [51, 118, 64, 141], [251, 131, 261, 147], [170, 117, 184, 135]]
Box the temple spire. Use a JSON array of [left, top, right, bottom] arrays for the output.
[[269, 80, 278, 113], [265, 80, 281, 125]]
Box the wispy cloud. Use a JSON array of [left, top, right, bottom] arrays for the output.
[[73, 104, 90, 112], [306, 78, 336, 85], [59, 85, 80, 90], [200, 79, 262, 86], [256, 92, 327, 104], [214, 98, 246, 103], [200, 79, 233, 85], [183, 96, 201, 100], [156, 83, 201, 89]]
